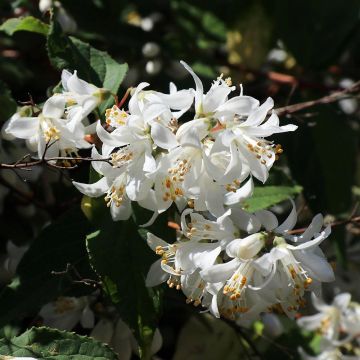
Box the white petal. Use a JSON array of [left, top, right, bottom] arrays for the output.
[[333, 292, 351, 310], [289, 226, 331, 250], [295, 251, 335, 282], [180, 61, 203, 113], [67, 71, 98, 95], [216, 95, 259, 117], [200, 258, 240, 283], [61, 69, 72, 91], [110, 200, 132, 221], [203, 84, 233, 113], [242, 97, 274, 127], [224, 177, 253, 205], [72, 177, 110, 197], [151, 123, 178, 149], [146, 232, 168, 251], [42, 96, 65, 118], [254, 210, 279, 231], [275, 200, 297, 233], [297, 313, 324, 331], [146, 259, 169, 286], [230, 207, 261, 233], [295, 214, 324, 242], [5, 117, 38, 139]]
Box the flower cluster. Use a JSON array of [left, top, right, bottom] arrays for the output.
[[146, 202, 335, 324], [4, 70, 107, 160], [3, 61, 335, 326], [70, 61, 296, 222], [297, 293, 360, 359]]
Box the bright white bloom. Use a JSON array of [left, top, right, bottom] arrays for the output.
[[217, 97, 297, 182], [73, 147, 147, 221], [4, 96, 90, 158], [60, 70, 109, 121], [145, 200, 333, 324], [39, 296, 94, 331]]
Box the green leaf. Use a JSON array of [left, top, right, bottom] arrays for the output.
[[0, 16, 49, 36], [47, 18, 128, 113], [0, 326, 118, 359], [0, 207, 94, 327], [242, 185, 302, 212], [0, 80, 17, 123], [86, 210, 160, 359]]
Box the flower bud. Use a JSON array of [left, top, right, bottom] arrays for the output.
[[227, 233, 266, 259]]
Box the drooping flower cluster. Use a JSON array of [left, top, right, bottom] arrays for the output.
[[297, 293, 360, 359], [69, 61, 296, 222], [3, 61, 335, 326], [3, 62, 296, 222], [146, 203, 335, 324]]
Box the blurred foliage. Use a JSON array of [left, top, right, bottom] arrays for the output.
[[0, 0, 360, 359], [0, 326, 119, 358]]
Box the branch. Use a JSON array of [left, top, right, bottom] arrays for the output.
[[288, 215, 360, 235], [275, 80, 360, 117], [0, 156, 111, 170]]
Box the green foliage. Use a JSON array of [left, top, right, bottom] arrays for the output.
[[47, 18, 128, 113], [0, 16, 49, 36], [0, 326, 118, 359], [0, 208, 94, 327], [243, 185, 303, 212], [86, 210, 161, 359]]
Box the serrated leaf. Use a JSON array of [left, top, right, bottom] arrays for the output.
[[0, 16, 49, 36], [0, 80, 17, 123], [47, 19, 127, 113], [0, 208, 94, 327], [86, 210, 160, 359], [242, 185, 302, 212], [0, 326, 118, 359]]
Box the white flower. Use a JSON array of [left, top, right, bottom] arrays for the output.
[[180, 61, 258, 121], [60, 70, 109, 120], [145, 232, 222, 289], [39, 296, 94, 331], [4, 96, 90, 158], [298, 344, 358, 360], [298, 293, 353, 342], [251, 206, 334, 316], [218, 97, 297, 182], [180, 208, 237, 242]]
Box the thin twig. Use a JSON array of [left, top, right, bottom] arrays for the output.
[[275, 81, 360, 117], [288, 215, 360, 235], [0, 156, 111, 170]]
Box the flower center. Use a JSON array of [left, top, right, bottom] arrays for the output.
[[105, 105, 128, 127], [110, 147, 134, 168], [105, 185, 125, 207]]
